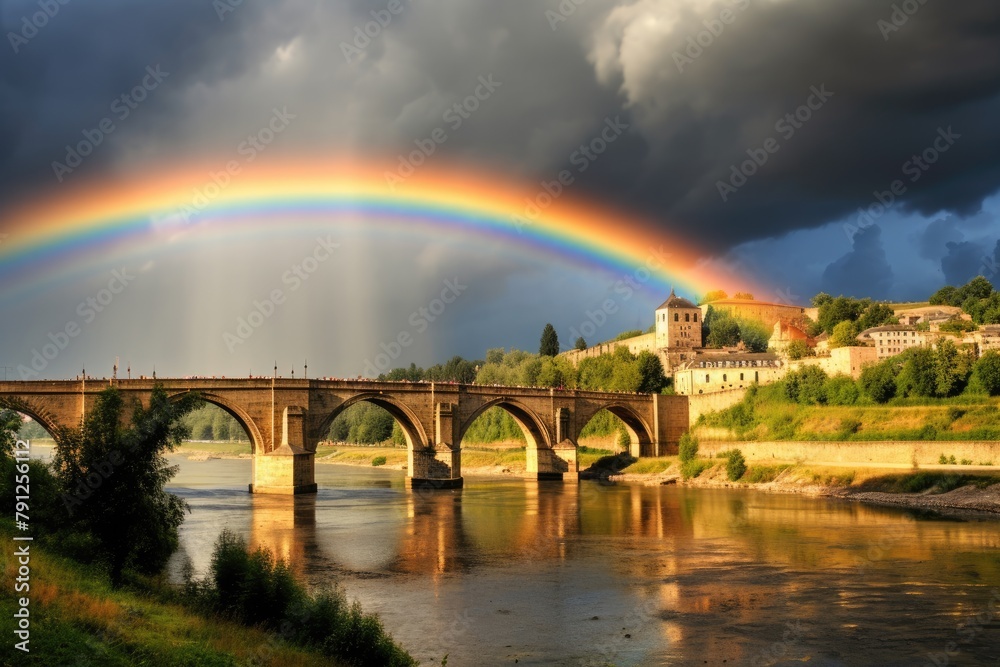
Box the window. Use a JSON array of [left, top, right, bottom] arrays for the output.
[[723, 374, 727, 381], [740, 373, 744, 381], [685, 313, 690, 322], [694, 313, 698, 322], [705, 374, 710, 383], [674, 313, 679, 322]]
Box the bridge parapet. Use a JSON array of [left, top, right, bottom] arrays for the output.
[[0, 378, 689, 492]]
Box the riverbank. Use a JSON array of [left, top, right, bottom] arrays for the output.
[[0, 522, 342, 666], [608, 457, 1000, 516]]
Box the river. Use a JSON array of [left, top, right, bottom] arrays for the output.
[[157, 454, 1000, 666]]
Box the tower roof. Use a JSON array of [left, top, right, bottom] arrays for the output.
[[657, 288, 698, 310]]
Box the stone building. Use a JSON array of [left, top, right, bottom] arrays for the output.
[[857, 325, 936, 359], [673, 353, 784, 395], [654, 289, 703, 369]]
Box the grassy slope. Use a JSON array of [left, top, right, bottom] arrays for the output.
[[697, 399, 1000, 442], [0, 523, 338, 667]]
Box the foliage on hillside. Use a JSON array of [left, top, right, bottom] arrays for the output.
[[808, 293, 897, 337], [701, 306, 770, 352], [700, 348, 1000, 441]]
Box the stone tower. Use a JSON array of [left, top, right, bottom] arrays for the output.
[[654, 288, 703, 370]]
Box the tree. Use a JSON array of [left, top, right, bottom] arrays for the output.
[[973, 351, 1000, 396], [929, 285, 960, 306], [0, 410, 21, 459], [678, 432, 698, 462], [785, 340, 813, 360], [636, 351, 666, 394], [816, 296, 868, 334], [857, 302, 897, 330], [830, 320, 861, 348], [860, 360, 897, 403], [539, 323, 559, 357], [738, 319, 771, 353], [934, 339, 973, 397], [811, 292, 833, 307], [485, 348, 506, 365], [733, 292, 754, 300], [783, 366, 829, 405], [895, 348, 937, 398], [699, 290, 728, 305], [574, 337, 587, 351], [54, 385, 201, 582], [706, 316, 741, 348]]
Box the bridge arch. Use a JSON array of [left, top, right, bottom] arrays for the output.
[[0, 396, 66, 440], [168, 391, 265, 455], [576, 403, 655, 456], [457, 398, 551, 451], [315, 393, 429, 451]]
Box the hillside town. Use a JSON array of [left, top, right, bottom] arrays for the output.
[[561, 283, 1000, 397]]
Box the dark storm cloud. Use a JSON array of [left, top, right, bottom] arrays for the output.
[[0, 0, 294, 194], [821, 225, 893, 298], [940, 240, 989, 286], [918, 218, 964, 261], [582, 0, 1000, 249]]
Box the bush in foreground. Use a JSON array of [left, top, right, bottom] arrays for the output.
[[725, 449, 747, 481], [203, 529, 416, 667], [678, 432, 699, 462]]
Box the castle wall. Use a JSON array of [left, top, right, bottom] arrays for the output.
[[702, 300, 806, 330]]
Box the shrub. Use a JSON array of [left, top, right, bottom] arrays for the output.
[[939, 454, 948, 464], [206, 529, 415, 666], [371, 456, 387, 467], [678, 433, 699, 462], [725, 449, 747, 481], [960, 458, 973, 465], [837, 418, 862, 439]]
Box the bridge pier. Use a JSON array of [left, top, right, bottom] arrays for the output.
[[250, 405, 317, 494], [526, 443, 579, 481], [407, 445, 463, 489]]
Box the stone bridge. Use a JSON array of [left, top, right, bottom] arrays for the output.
[[0, 378, 689, 493]]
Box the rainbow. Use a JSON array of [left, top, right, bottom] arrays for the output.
[[0, 159, 757, 299]]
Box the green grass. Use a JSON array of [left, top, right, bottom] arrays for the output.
[[680, 459, 714, 480], [0, 522, 340, 667], [743, 464, 792, 484], [699, 395, 1000, 442], [621, 457, 675, 475]]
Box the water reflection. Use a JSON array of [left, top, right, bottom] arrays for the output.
[[166, 458, 1000, 665]]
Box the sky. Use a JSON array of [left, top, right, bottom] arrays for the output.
[[1, 0, 1000, 379]]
